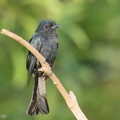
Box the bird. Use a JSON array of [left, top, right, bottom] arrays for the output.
[[26, 19, 61, 116]]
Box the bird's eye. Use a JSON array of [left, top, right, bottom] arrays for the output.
[[50, 23, 54, 27], [44, 26, 49, 28]]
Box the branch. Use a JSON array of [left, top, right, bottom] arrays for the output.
[[1, 29, 88, 120]]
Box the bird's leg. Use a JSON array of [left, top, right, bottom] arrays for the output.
[[38, 64, 52, 76]]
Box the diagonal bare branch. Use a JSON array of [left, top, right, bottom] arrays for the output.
[[1, 29, 88, 120]]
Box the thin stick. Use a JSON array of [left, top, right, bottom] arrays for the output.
[[1, 29, 88, 120]]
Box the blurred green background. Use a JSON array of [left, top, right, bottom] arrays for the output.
[[0, 0, 120, 120]]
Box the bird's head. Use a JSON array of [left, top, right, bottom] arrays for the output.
[[36, 19, 61, 33]]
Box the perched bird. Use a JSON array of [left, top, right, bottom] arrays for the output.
[[26, 19, 61, 116]]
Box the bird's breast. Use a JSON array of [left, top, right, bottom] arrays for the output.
[[40, 36, 58, 61]]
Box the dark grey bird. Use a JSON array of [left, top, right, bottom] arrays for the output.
[[26, 19, 61, 116]]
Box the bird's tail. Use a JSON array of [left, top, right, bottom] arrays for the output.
[[26, 74, 49, 116]]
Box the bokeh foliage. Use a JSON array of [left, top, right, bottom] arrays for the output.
[[0, 0, 120, 120]]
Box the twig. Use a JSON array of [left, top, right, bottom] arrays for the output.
[[1, 29, 88, 120]]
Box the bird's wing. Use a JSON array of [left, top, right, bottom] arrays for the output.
[[26, 33, 42, 77]]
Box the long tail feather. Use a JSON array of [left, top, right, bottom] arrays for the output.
[[26, 75, 49, 116]]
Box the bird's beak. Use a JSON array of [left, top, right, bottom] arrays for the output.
[[51, 25, 62, 29]]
